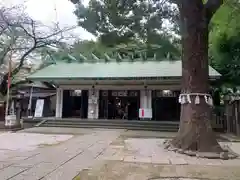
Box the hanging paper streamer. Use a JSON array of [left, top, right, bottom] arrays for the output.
[[187, 94, 191, 103], [181, 95, 186, 104], [195, 95, 200, 104], [178, 93, 213, 106], [204, 95, 208, 104], [178, 95, 182, 103], [208, 97, 213, 106]]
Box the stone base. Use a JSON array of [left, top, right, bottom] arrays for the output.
[[4, 124, 22, 130], [5, 115, 23, 131]]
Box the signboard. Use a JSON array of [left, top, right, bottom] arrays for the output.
[[5, 115, 17, 126], [71, 90, 82, 96], [128, 90, 139, 97], [139, 108, 152, 119], [34, 99, 44, 117], [111, 90, 139, 97], [154, 90, 179, 97], [112, 90, 127, 97]]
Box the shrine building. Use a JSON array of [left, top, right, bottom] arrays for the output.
[[27, 60, 220, 121]]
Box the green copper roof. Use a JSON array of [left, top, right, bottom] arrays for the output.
[[28, 60, 221, 80]]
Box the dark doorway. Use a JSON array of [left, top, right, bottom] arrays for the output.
[[62, 90, 71, 118], [152, 90, 180, 121], [62, 90, 88, 118], [99, 90, 109, 119], [99, 90, 140, 120], [127, 90, 140, 120], [81, 90, 88, 118]]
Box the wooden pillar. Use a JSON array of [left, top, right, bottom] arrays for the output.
[[55, 88, 63, 118], [147, 90, 152, 109], [87, 89, 99, 119], [140, 90, 147, 108]]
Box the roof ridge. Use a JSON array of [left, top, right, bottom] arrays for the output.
[[55, 59, 181, 64]]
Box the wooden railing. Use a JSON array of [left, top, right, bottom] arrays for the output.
[[211, 106, 226, 132], [212, 102, 240, 135]]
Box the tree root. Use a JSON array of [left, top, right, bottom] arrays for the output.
[[163, 139, 239, 160]]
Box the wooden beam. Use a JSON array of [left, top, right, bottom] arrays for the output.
[[59, 84, 181, 91]]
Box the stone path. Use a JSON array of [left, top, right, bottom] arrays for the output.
[[76, 136, 240, 180], [77, 161, 240, 180], [1, 128, 240, 180], [98, 137, 240, 166], [0, 129, 121, 180]]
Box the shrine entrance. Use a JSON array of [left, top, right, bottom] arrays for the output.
[[152, 90, 181, 121], [62, 90, 88, 118], [99, 90, 140, 120]]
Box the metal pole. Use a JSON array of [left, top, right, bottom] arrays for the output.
[[27, 85, 33, 117], [5, 53, 12, 126], [4, 82, 10, 125]]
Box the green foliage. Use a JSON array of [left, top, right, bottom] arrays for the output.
[[47, 39, 180, 63], [71, 40, 112, 59], [209, 0, 240, 86], [211, 33, 240, 85], [70, 0, 180, 61], [73, 0, 178, 46]]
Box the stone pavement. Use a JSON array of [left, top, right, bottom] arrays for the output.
[[1, 127, 240, 180], [0, 129, 121, 180], [77, 161, 240, 180], [76, 135, 240, 180], [99, 137, 240, 166]]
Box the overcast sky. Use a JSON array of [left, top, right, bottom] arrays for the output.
[[1, 0, 95, 41]]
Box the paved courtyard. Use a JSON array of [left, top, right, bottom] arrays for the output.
[[0, 127, 240, 180]]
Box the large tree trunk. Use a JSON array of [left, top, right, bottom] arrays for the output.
[[170, 0, 223, 153]]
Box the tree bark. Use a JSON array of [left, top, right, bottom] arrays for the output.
[[170, 0, 223, 152]]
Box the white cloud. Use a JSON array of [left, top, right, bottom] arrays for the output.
[[1, 0, 95, 41]]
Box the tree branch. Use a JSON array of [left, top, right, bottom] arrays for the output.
[[11, 44, 36, 76], [0, 5, 78, 95], [205, 0, 224, 24]]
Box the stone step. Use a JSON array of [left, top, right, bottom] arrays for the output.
[[44, 121, 178, 129], [41, 119, 179, 125], [40, 123, 178, 132], [39, 119, 179, 132]]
